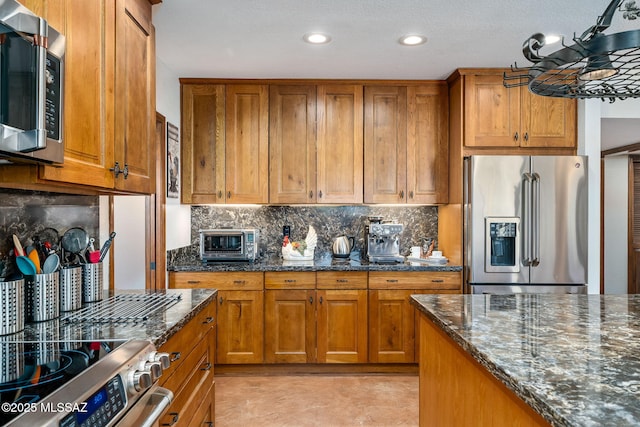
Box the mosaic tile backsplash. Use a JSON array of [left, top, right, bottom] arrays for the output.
[[0, 190, 99, 279], [168, 205, 438, 264]]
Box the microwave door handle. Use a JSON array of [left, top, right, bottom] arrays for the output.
[[522, 173, 533, 267], [532, 173, 541, 266], [34, 43, 47, 150]]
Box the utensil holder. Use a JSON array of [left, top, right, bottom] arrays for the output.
[[0, 279, 24, 335], [60, 266, 83, 312], [25, 272, 60, 322], [82, 262, 103, 303]]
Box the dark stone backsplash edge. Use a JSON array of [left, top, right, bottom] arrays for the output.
[[167, 205, 439, 266]]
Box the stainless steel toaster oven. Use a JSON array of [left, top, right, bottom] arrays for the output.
[[200, 229, 259, 262]]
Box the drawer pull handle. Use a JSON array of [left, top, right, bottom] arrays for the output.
[[187, 280, 200, 284], [200, 362, 212, 371], [162, 412, 179, 426], [337, 279, 348, 283], [386, 279, 399, 283], [233, 280, 246, 285], [284, 279, 297, 283], [170, 352, 181, 362], [203, 316, 215, 324], [309, 296, 313, 304], [431, 279, 444, 283]]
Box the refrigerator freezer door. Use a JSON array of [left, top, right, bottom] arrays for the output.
[[467, 156, 529, 284], [530, 156, 588, 284]]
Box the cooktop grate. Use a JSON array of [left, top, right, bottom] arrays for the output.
[[61, 293, 182, 324]]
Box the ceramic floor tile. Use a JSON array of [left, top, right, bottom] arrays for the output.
[[215, 374, 418, 427]]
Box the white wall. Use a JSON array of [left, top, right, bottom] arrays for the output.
[[156, 57, 191, 250]]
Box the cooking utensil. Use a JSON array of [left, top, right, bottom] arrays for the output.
[[61, 227, 89, 255], [16, 256, 37, 276], [27, 249, 41, 274], [99, 231, 116, 262], [42, 253, 60, 274], [38, 227, 60, 253], [12, 234, 25, 257]]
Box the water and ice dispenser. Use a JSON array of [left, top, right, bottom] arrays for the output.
[[485, 217, 520, 273]]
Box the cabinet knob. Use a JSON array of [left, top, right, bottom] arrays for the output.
[[319, 296, 323, 304], [110, 161, 124, 178], [219, 296, 224, 304], [318, 190, 323, 199], [514, 132, 519, 141], [309, 190, 313, 199], [122, 163, 129, 179], [399, 190, 405, 199], [218, 190, 223, 199], [409, 191, 414, 199], [227, 191, 231, 199], [309, 296, 314, 304], [524, 132, 529, 142]]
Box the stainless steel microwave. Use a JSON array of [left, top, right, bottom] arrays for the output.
[[0, 0, 65, 164], [200, 229, 259, 262]]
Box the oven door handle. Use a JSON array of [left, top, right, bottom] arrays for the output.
[[116, 385, 173, 427]]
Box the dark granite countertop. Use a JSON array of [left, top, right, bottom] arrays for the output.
[[411, 294, 640, 427], [169, 252, 462, 273], [6, 288, 217, 348]]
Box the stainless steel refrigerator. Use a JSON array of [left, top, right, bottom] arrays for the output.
[[464, 156, 588, 294]]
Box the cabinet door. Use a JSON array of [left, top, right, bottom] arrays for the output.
[[181, 84, 226, 204], [38, 0, 116, 189], [464, 73, 520, 148], [114, 0, 155, 193], [316, 289, 368, 363], [265, 289, 316, 363], [217, 290, 264, 364], [317, 85, 363, 203], [520, 87, 576, 148], [269, 85, 317, 204], [225, 84, 269, 203], [364, 86, 407, 204], [407, 84, 449, 204]]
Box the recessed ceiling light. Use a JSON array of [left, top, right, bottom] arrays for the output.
[[303, 33, 332, 44], [399, 35, 427, 46]]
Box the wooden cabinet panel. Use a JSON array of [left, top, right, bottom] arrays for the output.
[[317, 84, 364, 203], [407, 84, 449, 204], [461, 70, 575, 150], [269, 85, 317, 204], [316, 271, 367, 289], [265, 289, 316, 363], [113, 0, 155, 193], [37, 0, 116, 189], [364, 86, 407, 203], [225, 84, 269, 203], [169, 271, 263, 291], [265, 271, 316, 289], [181, 84, 226, 204], [217, 290, 264, 364], [368, 271, 461, 291], [317, 289, 368, 363]]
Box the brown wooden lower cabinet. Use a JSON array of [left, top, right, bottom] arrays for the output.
[[216, 290, 264, 364], [158, 298, 216, 426], [265, 289, 316, 363], [418, 314, 549, 426]]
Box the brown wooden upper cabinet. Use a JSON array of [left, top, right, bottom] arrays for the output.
[[6, 0, 156, 194], [181, 83, 269, 204], [453, 69, 576, 150], [364, 84, 449, 204]]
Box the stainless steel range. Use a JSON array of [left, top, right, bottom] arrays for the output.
[[0, 293, 182, 426]]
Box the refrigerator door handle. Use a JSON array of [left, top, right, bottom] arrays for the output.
[[522, 173, 533, 267], [532, 173, 541, 266]]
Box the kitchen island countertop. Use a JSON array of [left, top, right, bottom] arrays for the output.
[[13, 288, 217, 348], [169, 252, 462, 273], [411, 293, 640, 427]]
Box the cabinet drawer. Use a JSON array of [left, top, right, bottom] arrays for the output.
[[368, 271, 461, 290], [265, 272, 316, 289], [170, 271, 263, 290], [159, 329, 214, 426], [158, 300, 216, 381], [317, 271, 368, 289]]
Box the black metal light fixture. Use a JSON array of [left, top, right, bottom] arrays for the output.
[[505, 0, 640, 102]]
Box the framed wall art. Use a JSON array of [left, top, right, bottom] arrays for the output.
[[167, 122, 180, 198]]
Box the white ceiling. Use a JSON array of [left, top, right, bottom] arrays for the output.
[[152, 0, 640, 151]]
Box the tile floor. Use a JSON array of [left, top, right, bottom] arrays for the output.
[[215, 374, 419, 427]]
